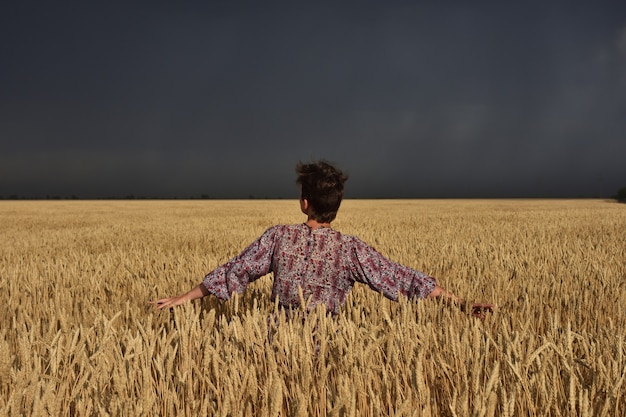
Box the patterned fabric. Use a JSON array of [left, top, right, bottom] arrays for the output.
[[202, 224, 437, 315]]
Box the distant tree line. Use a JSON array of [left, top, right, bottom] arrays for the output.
[[2, 188, 624, 201], [0, 194, 285, 200], [0, 194, 216, 200]]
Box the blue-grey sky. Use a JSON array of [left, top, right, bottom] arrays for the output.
[[1, 1, 625, 198]]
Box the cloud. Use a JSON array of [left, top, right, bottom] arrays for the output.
[[1, 2, 625, 198], [615, 25, 626, 86], [617, 26, 626, 55]]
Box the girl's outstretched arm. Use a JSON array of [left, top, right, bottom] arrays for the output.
[[427, 285, 497, 319], [149, 284, 209, 309]]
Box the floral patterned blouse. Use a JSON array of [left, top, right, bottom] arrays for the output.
[[202, 224, 437, 315]]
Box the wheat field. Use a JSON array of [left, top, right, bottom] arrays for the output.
[[1, 199, 624, 416]]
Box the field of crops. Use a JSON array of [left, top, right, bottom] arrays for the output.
[[1, 199, 624, 416]]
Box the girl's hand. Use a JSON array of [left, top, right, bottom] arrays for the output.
[[466, 302, 498, 319], [149, 284, 209, 309], [149, 294, 190, 310], [428, 285, 497, 319]]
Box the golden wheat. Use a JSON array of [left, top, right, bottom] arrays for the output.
[[1, 199, 624, 416]]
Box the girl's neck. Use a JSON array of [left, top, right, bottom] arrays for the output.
[[305, 218, 331, 230]]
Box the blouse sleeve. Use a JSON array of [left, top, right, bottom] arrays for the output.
[[347, 237, 437, 301], [202, 226, 278, 300]]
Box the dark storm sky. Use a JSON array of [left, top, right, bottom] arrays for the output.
[[1, 1, 625, 198]]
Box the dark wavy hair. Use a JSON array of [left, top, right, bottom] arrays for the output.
[[296, 160, 349, 223]]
